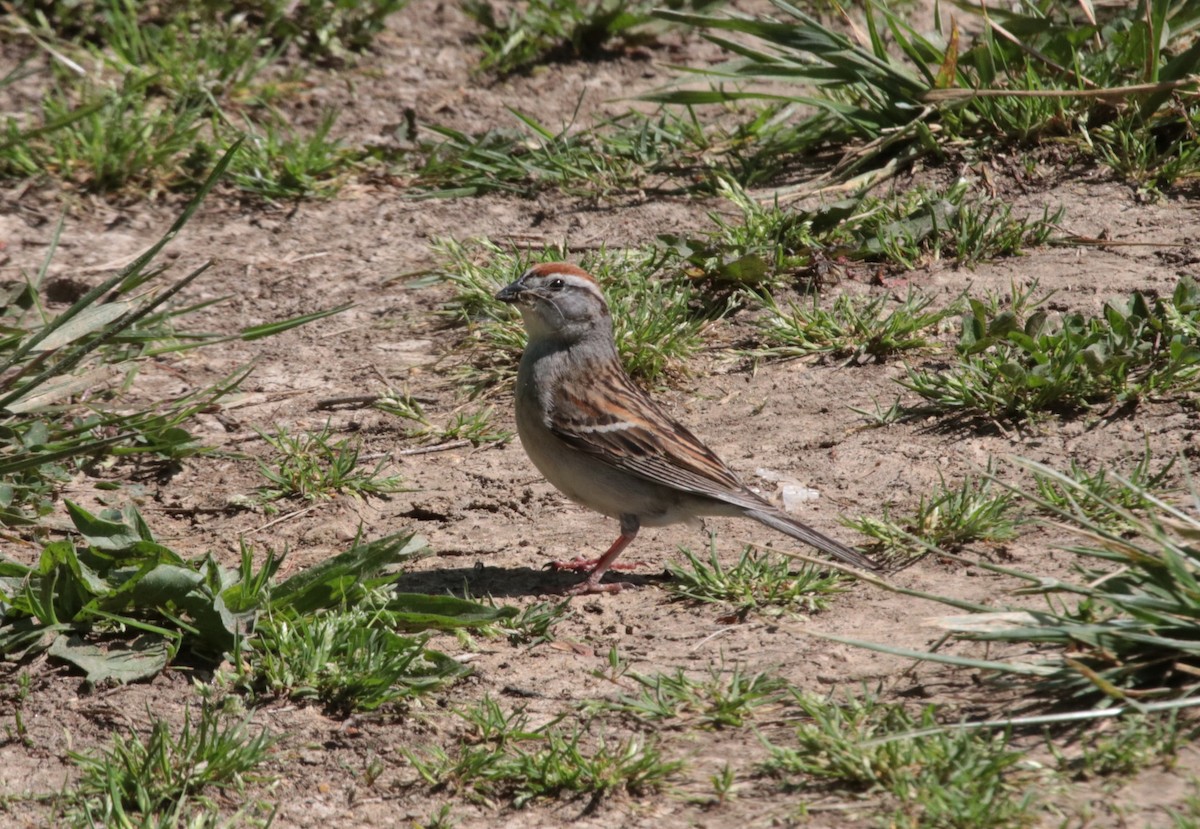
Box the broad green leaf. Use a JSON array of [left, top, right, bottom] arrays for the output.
[[30, 302, 132, 352], [21, 420, 50, 447], [1173, 276, 1200, 311], [386, 594, 518, 630], [271, 532, 429, 614], [1129, 292, 1153, 321], [48, 634, 170, 684], [65, 501, 143, 551], [83, 540, 184, 572], [1005, 331, 1038, 353], [36, 540, 108, 620], [3, 366, 121, 415], [1024, 310, 1048, 338], [997, 361, 1027, 385], [807, 198, 860, 234], [124, 564, 204, 607], [1105, 303, 1131, 338], [715, 254, 770, 283], [960, 305, 985, 349], [1170, 341, 1200, 365], [239, 303, 352, 341], [1081, 343, 1109, 373], [987, 311, 1020, 339], [0, 618, 71, 659], [109, 562, 239, 654], [0, 559, 31, 579]]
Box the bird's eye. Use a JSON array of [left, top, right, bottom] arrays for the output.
[[548, 278, 565, 290]]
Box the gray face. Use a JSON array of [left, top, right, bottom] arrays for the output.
[[496, 262, 611, 342]]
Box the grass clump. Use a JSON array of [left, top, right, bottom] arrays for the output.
[[9, 0, 407, 61], [2, 0, 407, 196], [754, 288, 958, 364], [595, 664, 788, 728], [239, 557, 516, 712], [405, 702, 682, 808], [1030, 447, 1177, 533], [409, 107, 725, 200], [844, 469, 1021, 562], [222, 110, 352, 201], [463, 0, 722, 76], [1049, 712, 1193, 781], [650, 1, 1200, 192], [255, 422, 406, 503], [764, 691, 1035, 828], [11, 76, 208, 194], [834, 182, 1062, 270], [667, 540, 846, 615], [374, 391, 512, 445], [247, 600, 469, 714], [661, 180, 818, 284], [664, 178, 1060, 290], [493, 599, 573, 646], [903, 277, 1200, 422], [463, 0, 651, 76], [68, 701, 276, 828], [844, 458, 1200, 706]]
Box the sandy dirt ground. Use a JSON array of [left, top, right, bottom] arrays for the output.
[[2, 1, 1199, 826]]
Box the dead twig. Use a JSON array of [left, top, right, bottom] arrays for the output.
[[396, 439, 471, 456]]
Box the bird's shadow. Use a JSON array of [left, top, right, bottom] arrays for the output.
[[392, 564, 667, 599]]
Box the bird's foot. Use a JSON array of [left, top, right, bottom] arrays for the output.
[[545, 556, 648, 573], [558, 577, 636, 596]]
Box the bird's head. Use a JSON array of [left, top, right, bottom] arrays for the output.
[[496, 262, 612, 344]]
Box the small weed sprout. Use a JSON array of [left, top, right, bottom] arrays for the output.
[[668, 539, 847, 614], [844, 467, 1021, 561], [255, 422, 405, 502]]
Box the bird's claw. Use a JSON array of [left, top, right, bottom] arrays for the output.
[[545, 556, 649, 573], [557, 578, 635, 596]]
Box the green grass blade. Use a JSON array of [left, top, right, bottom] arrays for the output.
[[239, 302, 352, 341]]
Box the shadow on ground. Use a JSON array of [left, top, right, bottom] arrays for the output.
[[392, 564, 671, 598]]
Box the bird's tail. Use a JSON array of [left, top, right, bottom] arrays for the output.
[[746, 508, 880, 572]]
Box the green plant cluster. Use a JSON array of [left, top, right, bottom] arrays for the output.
[[405, 700, 682, 808], [755, 288, 958, 364], [10, 0, 405, 59], [834, 455, 1200, 705], [2, 0, 408, 197], [68, 700, 278, 827], [255, 422, 407, 504], [410, 107, 731, 200], [463, 0, 651, 76], [764, 691, 1033, 828], [0, 503, 500, 695], [462, 0, 724, 76], [651, 0, 1200, 191], [667, 540, 846, 614], [0, 151, 345, 530], [905, 277, 1200, 420], [597, 664, 789, 728], [844, 468, 1021, 561]]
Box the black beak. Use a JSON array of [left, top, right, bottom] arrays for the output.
[[495, 278, 525, 304]]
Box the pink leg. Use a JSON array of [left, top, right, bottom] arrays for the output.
[[558, 516, 641, 596], [546, 556, 649, 573]]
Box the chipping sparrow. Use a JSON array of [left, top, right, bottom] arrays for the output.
[[496, 262, 878, 595]]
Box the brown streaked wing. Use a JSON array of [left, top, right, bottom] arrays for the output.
[[548, 366, 767, 510]]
